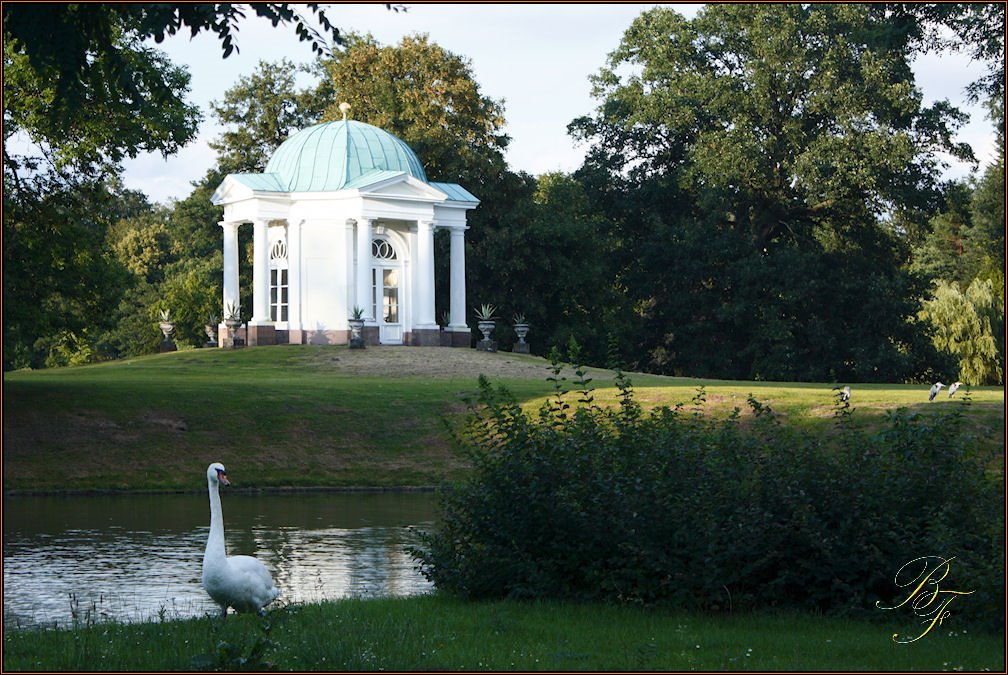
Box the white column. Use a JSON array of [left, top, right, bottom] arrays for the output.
[[220, 221, 240, 320], [345, 219, 356, 320], [354, 218, 373, 321], [251, 218, 271, 323], [448, 227, 468, 329], [416, 219, 437, 327], [287, 220, 302, 330], [407, 225, 419, 331]]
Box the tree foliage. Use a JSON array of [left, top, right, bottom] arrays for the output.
[[567, 4, 974, 381], [967, 96, 1006, 280], [3, 7, 191, 368], [573, 4, 971, 249], [209, 59, 328, 174], [319, 33, 510, 186], [100, 200, 221, 358], [466, 172, 617, 359], [2, 3, 341, 140], [909, 180, 974, 283], [414, 370, 1003, 627], [3, 176, 137, 369], [881, 3, 1005, 104], [919, 278, 1005, 385], [3, 38, 200, 178]]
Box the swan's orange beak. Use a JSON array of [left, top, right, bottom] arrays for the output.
[[217, 469, 230, 486]]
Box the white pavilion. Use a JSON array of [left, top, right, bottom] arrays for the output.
[[210, 115, 478, 347]]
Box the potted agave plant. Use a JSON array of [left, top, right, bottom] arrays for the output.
[[474, 303, 497, 352], [158, 308, 175, 339], [348, 305, 366, 349], [224, 302, 241, 331], [512, 312, 530, 354]]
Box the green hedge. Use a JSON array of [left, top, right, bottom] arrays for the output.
[[412, 360, 1004, 628]]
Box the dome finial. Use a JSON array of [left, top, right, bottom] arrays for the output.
[[338, 102, 351, 121]]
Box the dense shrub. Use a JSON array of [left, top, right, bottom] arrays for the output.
[[412, 359, 1004, 629]]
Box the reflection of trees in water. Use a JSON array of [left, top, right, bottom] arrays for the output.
[[257, 526, 433, 604]]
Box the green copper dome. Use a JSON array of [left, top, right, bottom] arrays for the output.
[[264, 120, 428, 192]]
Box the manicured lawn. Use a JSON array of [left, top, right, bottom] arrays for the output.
[[4, 348, 1003, 672], [3, 345, 1003, 491], [3, 595, 1003, 671]]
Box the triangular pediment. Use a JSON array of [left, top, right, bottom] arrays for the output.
[[211, 173, 286, 205], [351, 172, 449, 202]]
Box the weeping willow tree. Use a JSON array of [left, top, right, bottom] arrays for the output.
[[919, 277, 1005, 385]]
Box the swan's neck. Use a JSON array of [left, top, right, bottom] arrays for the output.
[[205, 480, 227, 564]]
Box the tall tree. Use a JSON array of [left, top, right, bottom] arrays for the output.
[[3, 29, 199, 369], [320, 33, 509, 187], [919, 278, 1005, 385], [909, 180, 974, 283], [3, 176, 138, 369], [570, 4, 968, 380], [209, 59, 328, 174], [966, 96, 1006, 279], [574, 4, 972, 250]]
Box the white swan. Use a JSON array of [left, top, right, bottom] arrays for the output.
[[202, 462, 280, 616]]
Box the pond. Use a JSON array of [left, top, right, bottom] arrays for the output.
[[2, 491, 438, 630]]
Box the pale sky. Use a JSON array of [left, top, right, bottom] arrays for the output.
[[121, 3, 998, 205]]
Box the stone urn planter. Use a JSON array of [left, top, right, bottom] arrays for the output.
[[512, 319, 530, 354], [474, 303, 497, 352], [223, 302, 242, 348], [348, 306, 366, 349], [477, 320, 496, 341], [204, 319, 218, 348], [158, 309, 177, 353], [224, 317, 242, 348]]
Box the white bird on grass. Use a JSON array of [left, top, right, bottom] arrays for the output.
[[928, 382, 944, 401], [948, 381, 962, 397], [202, 462, 280, 617], [840, 385, 851, 403]]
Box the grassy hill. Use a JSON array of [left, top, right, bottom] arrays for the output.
[[3, 345, 1003, 492]]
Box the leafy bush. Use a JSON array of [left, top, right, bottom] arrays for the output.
[[412, 358, 1004, 628]]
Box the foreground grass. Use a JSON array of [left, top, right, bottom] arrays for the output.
[[4, 595, 1003, 671], [3, 345, 1003, 491]]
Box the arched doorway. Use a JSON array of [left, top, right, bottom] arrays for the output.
[[371, 236, 403, 344]]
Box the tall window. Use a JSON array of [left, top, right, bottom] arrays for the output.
[[269, 237, 288, 322], [371, 269, 399, 323], [371, 238, 398, 323]]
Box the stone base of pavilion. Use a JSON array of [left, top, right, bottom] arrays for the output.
[[246, 324, 276, 347], [405, 328, 440, 346], [448, 329, 470, 348], [229, 325, 471, 348]]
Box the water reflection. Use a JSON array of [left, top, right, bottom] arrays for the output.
[[3, 492, 437, 629]]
